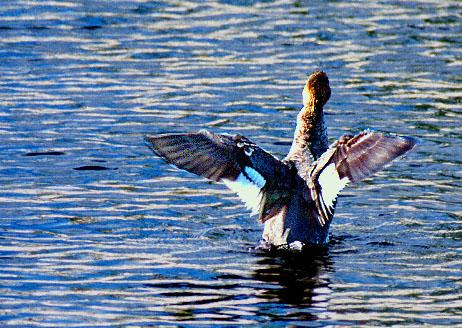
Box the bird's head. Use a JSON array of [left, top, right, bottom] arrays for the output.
[[302, 71, 331, 111]]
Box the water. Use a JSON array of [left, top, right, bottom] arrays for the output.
[[0, 0, 461, 326]]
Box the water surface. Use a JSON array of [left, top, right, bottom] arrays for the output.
[[0, 0, 461, 326]]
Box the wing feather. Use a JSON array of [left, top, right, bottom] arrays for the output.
[[310, 131, 416, 226], [145, 130, 241, 181], [145, 130, 292, 220]]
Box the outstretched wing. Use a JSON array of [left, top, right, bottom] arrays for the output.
[[309, 131, 416, 226], [145, 131, 241, 181], [145, 130, 292, 220]]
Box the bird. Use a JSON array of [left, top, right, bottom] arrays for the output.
[[145, 71, 416, 250]]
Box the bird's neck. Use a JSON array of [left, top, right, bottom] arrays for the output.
[[286, 102, 328, 163]]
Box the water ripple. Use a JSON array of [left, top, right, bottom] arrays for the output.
[[1, 0, 461, 326]]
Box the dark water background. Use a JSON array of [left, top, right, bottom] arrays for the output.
[[0, 0, 461, 326]]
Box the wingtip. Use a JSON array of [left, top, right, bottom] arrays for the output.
[[143, 134, 163, 156], [361, 130, 417, 153], [143, 134, 154, 146], [400, 135, 418, 151], [143, 134, 152, 144]]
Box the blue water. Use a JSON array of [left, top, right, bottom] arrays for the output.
[[0, 0, 461, 326]]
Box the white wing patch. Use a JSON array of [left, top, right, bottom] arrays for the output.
[[223, 167, 266, 215], [318, 163, 349, 209]]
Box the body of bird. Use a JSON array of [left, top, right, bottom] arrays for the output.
[[145, 71, 416, 249]]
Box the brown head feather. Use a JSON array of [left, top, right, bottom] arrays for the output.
[[303, 70, 331, 110]]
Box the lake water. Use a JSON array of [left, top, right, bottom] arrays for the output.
[[0, 0, 461, 326]]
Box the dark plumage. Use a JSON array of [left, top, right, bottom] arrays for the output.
[[145, 71, 416, 249]]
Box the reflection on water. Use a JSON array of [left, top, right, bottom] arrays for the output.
[[0, 0, 461, 326], [253, 249, 332, 314]]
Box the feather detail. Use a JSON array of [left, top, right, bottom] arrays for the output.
[[223, 167, 266, 215], [145, 130, 288, 218], [144, 131, 241, 181], [317, 163, 349, 209], [309, 131, 416, 226]]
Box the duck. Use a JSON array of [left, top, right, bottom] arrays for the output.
[[145, 71, 416, 249]]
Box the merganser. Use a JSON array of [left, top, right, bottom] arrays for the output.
[[145, 71, 416, 249]]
